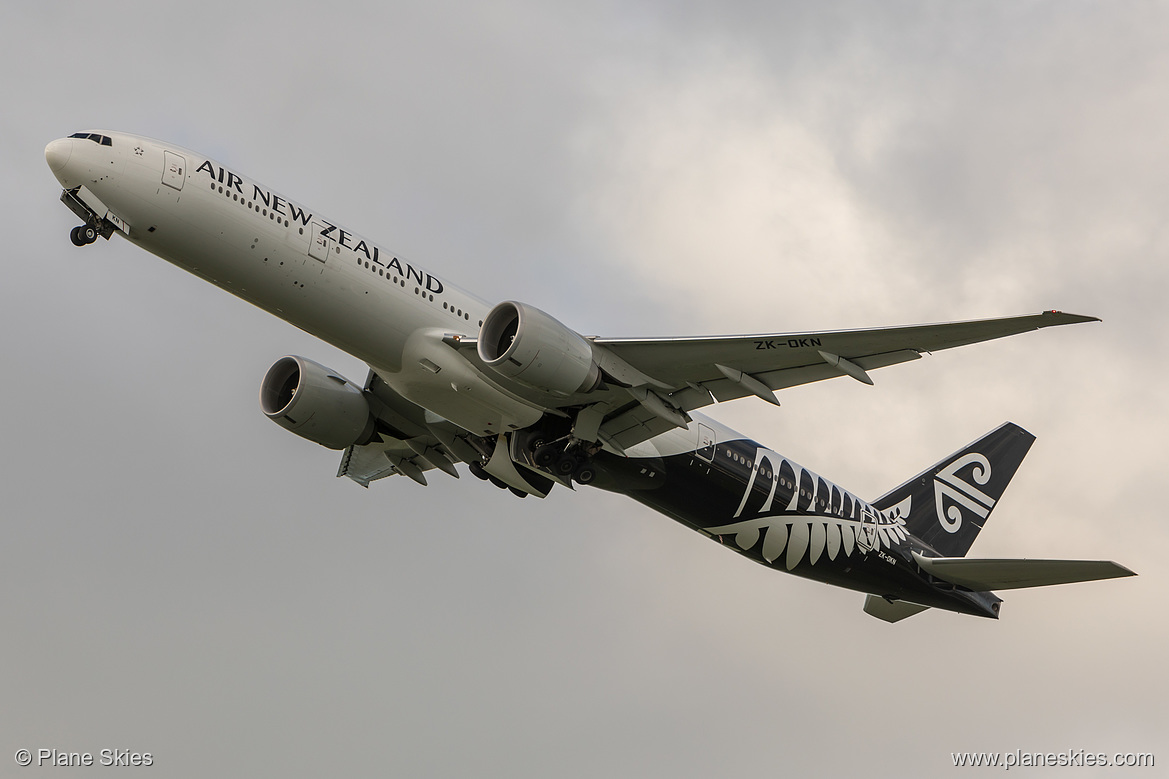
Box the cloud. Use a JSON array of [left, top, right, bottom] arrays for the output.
[[3, 3, 1166, 777], [571, 65, 913, 335]]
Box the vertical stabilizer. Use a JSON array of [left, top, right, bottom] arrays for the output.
[[872, 423, 1035, 557]]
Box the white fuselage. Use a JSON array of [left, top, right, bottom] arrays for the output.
[[45, 131, 592, 439], [49, 132, 479, 351]]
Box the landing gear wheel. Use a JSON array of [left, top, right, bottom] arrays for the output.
[[534, 443, 559, 468], [554, 454, 579, 476], [71, 225, 98, 246], [572, 464, 596, 485]]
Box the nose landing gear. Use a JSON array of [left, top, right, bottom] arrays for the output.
[[69, 224, 98, 246], [59, 187, 118, 246]]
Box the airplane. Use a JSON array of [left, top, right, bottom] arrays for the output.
[[44, 130, 1134, 622]]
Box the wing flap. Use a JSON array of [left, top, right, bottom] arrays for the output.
[[699, 350, 923, 403], [338, 435, 460, 487], [337, 439, 413, 487], [601, 404, 678, 451], [913, 553, 1136, 591], [758, 348, 923, 392]]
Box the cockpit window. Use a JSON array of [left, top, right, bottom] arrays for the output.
[[69, 132, 113, 147]]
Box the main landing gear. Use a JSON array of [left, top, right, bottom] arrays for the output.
[[69, 224, 98, 246], [531, 438, 597, 485]]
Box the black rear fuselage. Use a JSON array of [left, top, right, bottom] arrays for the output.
[[590, 437, 1002, 618]]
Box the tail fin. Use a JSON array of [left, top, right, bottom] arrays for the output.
[[872, 422, 1035, 557]]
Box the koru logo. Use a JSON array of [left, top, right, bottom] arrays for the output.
[[933, 453, 995, 533]]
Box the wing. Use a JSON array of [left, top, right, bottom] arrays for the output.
[[595, 310, 1097, 391], [348, 310, 1098, 482], [337, 371, 473, 487], [584, 311, 1098, 450]]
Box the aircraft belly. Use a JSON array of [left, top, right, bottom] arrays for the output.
[[382, 329, 546, 436]]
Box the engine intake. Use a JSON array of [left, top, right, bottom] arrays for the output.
[[260, 356, 374, 449], [477, 301, 601, 396]]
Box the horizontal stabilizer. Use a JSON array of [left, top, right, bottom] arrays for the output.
[[863, 594, 931, 623], [913, 553, 1136, 590]]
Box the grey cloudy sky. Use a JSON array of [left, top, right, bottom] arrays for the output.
[[2, 2, 1166, 776]]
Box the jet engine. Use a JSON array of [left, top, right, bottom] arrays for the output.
[[477, 301, 601, 396], [260, 356, 374, 449]]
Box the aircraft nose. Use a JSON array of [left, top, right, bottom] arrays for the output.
[[45, 138, 73, 173]]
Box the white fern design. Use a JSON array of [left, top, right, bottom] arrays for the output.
[[706, 513, 909, 571], [713, 443, 912, 569]]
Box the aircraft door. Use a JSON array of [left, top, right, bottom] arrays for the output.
[[308, 222, 331, 262], [696, 423, 716, 462], [162, 151, 186, 191]]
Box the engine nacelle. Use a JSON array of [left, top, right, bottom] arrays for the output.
[[477, 301, 601, 396], [260, 356, 374, 449]]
